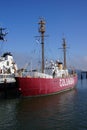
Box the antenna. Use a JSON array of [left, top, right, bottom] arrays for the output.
[[0, 27, 8, 41]]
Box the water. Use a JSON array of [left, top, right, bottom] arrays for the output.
[[0, 79, 87, 130]]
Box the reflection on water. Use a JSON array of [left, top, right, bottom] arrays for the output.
[[0, 79, 87, 130], [0, 99, 19, 130], [16, 89, 77, 130]]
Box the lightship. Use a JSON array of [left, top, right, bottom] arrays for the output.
[[16, 19, 78, 97]]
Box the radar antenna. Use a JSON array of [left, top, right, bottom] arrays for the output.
[[0, 27, 8, 41]]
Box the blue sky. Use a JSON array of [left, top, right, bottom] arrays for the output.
[[0, 0, 87, 70]]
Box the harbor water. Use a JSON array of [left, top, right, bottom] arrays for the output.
[[0, 78, 87, 130]]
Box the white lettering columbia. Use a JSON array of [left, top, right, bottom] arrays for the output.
[[59, 78, 74, 87]]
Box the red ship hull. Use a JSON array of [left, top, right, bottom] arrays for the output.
[[16, 75, 78, 97]]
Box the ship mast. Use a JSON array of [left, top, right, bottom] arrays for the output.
[[38, 19, 45, 73], [62, 38, 67, 69]]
